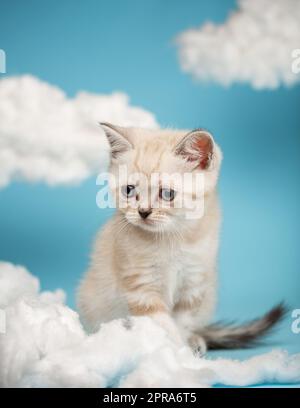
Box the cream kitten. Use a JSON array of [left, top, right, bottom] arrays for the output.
[[77, 123, 284, 353]]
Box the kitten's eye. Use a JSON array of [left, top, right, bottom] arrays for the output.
[[159, 188, 176, 201], [121, 184, 136, 198]]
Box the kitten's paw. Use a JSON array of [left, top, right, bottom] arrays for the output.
[[152, 312, 185, 347], [188, 334, 207, 357]]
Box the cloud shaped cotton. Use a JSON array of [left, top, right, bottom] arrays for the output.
[[0, 261, 299, 388], [176, 0, 300, 89], [0, 75, 158, 188]]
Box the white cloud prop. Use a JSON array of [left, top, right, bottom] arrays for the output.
[[176, 0, 300, 89], [0, 75, 158, 188], [0, 261, 299, 388]]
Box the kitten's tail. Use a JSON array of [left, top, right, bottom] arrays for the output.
[[199, 303, 287, 350]]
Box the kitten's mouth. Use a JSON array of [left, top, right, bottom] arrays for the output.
[[141, 218, 155, 225], [138, 218, 157, 229], [125, 214, 169, 231], [138, 217, 170, 231], [128, 216, 160, 230]]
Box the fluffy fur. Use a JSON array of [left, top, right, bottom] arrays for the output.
[[77, 124, 284, 353]]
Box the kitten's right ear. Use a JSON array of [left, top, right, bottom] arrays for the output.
[[100, 122, 133, 159]]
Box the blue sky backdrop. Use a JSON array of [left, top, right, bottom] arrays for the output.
[[0, 0, 299, 358]]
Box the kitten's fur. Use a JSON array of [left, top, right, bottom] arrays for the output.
[[77, 124, 284, 353]]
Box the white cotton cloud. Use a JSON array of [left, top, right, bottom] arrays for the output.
[[0, 75, 158, 188], [0, 262, 39, 309], [176, 0, 300, 89], [0, 261, 299, 388]]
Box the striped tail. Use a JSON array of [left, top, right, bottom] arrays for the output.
[[198, 303, 287, 350]]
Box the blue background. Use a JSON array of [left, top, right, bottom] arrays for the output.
[[0, 0, 299, 367]]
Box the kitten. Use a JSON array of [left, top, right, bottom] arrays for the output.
[[77, 123, 285, 353]]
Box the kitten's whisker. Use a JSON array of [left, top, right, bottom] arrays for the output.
[[115, 218, 131, 236]]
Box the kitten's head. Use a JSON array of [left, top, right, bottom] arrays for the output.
[[101, 123, 222, 233]]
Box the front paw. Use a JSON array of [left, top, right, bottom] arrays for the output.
[[152, 312, 185, 347], [188, 334, 207, 357]]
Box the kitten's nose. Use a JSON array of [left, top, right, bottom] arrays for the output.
[[138, 208, 152, 219]]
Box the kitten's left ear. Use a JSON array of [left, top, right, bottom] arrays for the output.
[[174, 129, 214, 170]]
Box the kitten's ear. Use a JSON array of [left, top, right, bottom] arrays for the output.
[[100, 122, 133, 159], [174, 129, 214, 170]]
